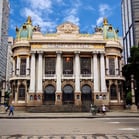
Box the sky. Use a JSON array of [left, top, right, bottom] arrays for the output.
[[9, 0, 122, 38]]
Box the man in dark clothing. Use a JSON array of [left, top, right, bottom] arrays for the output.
[[8, 105, 14, 116]]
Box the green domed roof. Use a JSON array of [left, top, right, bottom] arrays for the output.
[[16, 16, 34, 40], [102, 18, 119, 40]]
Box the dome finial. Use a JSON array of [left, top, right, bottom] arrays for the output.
[[103, 18, 108, 25], [26, 16, 32, 25]]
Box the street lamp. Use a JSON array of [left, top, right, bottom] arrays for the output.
[[130, 75, 138, 112]]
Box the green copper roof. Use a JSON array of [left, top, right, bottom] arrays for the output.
[[16, 16, 34, 40]]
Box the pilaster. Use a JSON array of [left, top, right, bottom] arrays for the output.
[[29, 52, 36, 93], [56, 51, 62, 93], [100, 52, 107, 92], [36, 52, 43, 93], [93, 52, 99, 92]]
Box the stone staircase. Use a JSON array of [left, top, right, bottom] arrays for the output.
[[26, 104, 90, 113]]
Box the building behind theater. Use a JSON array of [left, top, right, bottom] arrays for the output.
[[10, 17, 125, 111]]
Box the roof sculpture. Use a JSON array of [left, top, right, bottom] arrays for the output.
[[95, 18, 119, 40], [15, 16, 119, 41], [15, 16, 37, 40]]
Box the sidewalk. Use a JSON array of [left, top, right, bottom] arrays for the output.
[[0, 110, 139, 119]]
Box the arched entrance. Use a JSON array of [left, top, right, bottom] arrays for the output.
[[110, 84, 117, 100], [63, 85, 74, 104], [44, 85, 55, 105], [81, 84, 92, 110], [18, 84, 25, 101]]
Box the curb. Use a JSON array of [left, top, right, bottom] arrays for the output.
[[0, 115, 139, 119]]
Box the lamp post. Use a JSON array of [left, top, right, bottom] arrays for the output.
[[130, 75, 138, 112]]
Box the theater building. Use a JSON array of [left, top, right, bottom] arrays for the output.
[[10, 17, 125, 111]]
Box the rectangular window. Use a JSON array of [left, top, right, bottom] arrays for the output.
[[20, 58, 26, 75], [45, 57, 56, 74], [63, 57, 73, 74], [109, 58, 115, 75], [80, 57, 91, 74]]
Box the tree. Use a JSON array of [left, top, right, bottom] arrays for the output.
[[122, 46, 139, 105], [126, 91, 132, 105]]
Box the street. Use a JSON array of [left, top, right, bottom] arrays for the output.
[[0, 117, 139, 138]]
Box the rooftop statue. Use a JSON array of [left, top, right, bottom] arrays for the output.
[[26, 16, 32, 25]]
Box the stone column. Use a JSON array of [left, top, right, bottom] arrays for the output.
[[29, 52, 36, 93], [93, 52, 99, 92], [26, 56, 30, 76], [130, 75, 137, 112], [115, 56, 119, 75], [36, 52, 43, 93], [16, 56, 20, 75], [55, 51, 62, 105], [106, 56, 109, 75], [12, 59, 15, 76], [74, 51, 81, 105], [15, 82, 18, 103], [100, 53, 107, 92], [75, 52, 80, 92]]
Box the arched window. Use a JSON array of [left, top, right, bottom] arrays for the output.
[[81, 85, 92, 101], [18, 84, 25, 100], [110, 84, 117, 100], [63, 85, 74, 104], [44, 85, 55, 102]]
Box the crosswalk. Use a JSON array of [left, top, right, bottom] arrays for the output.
[[0, 134, 139, 139]]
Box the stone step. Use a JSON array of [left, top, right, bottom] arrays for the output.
[[26, 105, 90, 113]]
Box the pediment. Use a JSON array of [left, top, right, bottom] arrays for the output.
[[57, 22, 79, 34]]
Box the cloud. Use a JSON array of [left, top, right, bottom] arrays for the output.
[[63, 0, 82, 26], [96, 17, 104, 26], [22, 8, 56, 33], [64, 15, 80, 26], [26, 0, 52, 10], [96, 4, 112, 26], [99, 4, 111, 16], [84, 6, 95, 11]]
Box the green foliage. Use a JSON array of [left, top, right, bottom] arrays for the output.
[[122, 46, 139, 104], [128, 46, 139, 64], [126, 91, 132, 105], [4, 91, 10, 105]]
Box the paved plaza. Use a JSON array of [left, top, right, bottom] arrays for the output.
[[0, 110, 139, 119]]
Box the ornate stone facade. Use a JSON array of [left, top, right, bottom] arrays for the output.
[[10, 17, 125, 111]]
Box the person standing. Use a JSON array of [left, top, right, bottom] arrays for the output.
[[8, 104, 14, 116], [102, 104, 106, 115]]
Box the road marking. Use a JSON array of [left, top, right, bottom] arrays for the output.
[[108, 122, 120, 124], [118, 128, 136, 131]]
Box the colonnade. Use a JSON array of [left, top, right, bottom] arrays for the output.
[[28, 51, 107, 94], [12, 51, 122, 95]]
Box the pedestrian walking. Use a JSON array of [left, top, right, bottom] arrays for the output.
[[8, 104, 14, 116], [102, 104, 106, 115]]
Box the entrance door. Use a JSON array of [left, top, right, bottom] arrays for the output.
[[44, 85, 55, 105], [63, 85, 74, 104], [81, 85, 92, 111]]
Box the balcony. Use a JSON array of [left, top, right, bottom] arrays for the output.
[[43, 74, 56, 80], [62, 74, 75, 80], [80, 74, 93, 80]]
